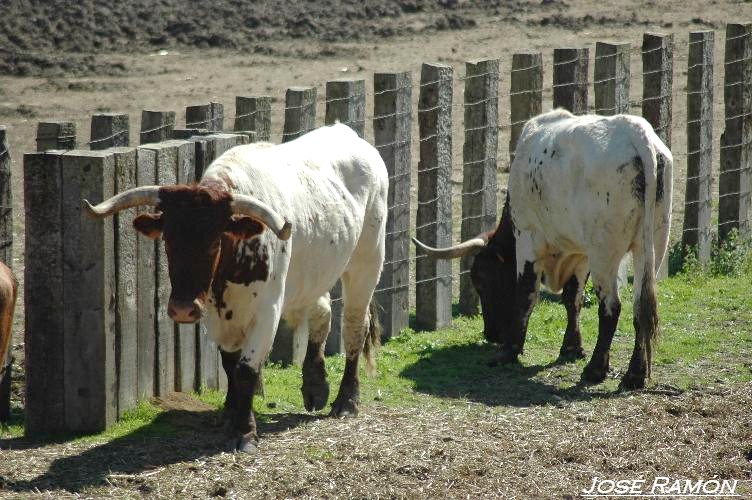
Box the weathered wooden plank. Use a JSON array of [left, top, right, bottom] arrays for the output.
[[283, 87, 316, 143], [112, 147, 139, 417], [373, 71, 412, 340], [682, 30, 715, 263], [140, 110, 176, 145], [135, 147, 157, 399], [553, 48, 589, 114], [415, 62, 453, 331], [61, 150, 117, 432], [0, 127, 10, 422], [594, 41, 631, 115], [719, 23, 752, 241], [90, 113, 130, 150], [186, 103, 224, 131], [23, 151, 66, 435], [460, 59, 499, 315], [36, 121, 76, 151], [509, 52, 543, 166], [235, 96, 272, 142]]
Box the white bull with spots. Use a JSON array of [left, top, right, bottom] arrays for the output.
[[414, 109, 673, 389]]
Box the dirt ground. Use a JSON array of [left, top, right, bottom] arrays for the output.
[[0, 0, 750, 496]]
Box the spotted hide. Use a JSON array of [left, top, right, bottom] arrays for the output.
[[413, 109, 673, 390], [85, 123, 388, 453]]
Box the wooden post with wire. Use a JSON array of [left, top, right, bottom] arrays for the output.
[[553, 48, 589, 114], [415, 62, 453, 331], [509, 51, 543, 167], [460, 59, 499, 316], [682, 30, 714, 264]]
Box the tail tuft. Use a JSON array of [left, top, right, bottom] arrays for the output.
[[362, 301, 382, 376]]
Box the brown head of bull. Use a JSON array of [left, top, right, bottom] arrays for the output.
[[413, 199, 517, 345], [83, 183, 292, 323]]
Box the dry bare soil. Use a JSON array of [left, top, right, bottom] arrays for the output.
[[0, 0, 751, 497]]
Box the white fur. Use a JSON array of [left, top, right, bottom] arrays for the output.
[[508, 109, 673, 311], [202, 124, 388, 370]]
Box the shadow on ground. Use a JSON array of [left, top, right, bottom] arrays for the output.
[[399, 340, 619, 408], [1, 404, 321, 494]]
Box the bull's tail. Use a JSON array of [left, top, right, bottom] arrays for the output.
[[362, 300, 382, 376], [628, 120, 661, 377]]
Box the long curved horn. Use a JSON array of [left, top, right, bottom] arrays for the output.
[[230, 194, 292, 241], [412, 233, 489, 260], [83, 186, 161, 219]]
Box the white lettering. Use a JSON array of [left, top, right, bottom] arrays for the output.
[[651, 476, 670, 494], [582, 477, 599, 495], [702, 480, 720, 494], [682, 480, 704, 495], [721, 479, 738, 495], [629, 480, 646, 495], [597, 480, 615, 494]]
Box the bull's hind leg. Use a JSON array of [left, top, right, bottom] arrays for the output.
[[331, 263, 381, 418], [301, 294, 332, 411], [559, 264, 589, 362], [620, 246, 657, 390], [581, 258, 622, 384]]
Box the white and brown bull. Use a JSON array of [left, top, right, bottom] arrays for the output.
[[414, 109, 673, 390], [85, 123, 388, 452]]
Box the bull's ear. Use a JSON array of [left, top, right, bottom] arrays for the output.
[[133, 213, 163, 240], [226, 215, 265, 240]]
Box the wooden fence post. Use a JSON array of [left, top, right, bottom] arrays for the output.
[[24, 151, 66, 434], [235, 96, 272, 142], [553, 48, 589, 114], [374, 71, 412, 340], [642, 32, 674, 279], [172, 128, 208, 140], [186, 103, 224, 132], [509, 52, 543, 166], [415, 62, 453, 331], [460, 59, 499, 316], [594, 41, 631, 115], [719, 22, 752, 241], [682, 30, 714, 263], [0, 128, 11, 422], [24, 149, 118, 434], [112, 147, 139, 417], [90, 113, 130, 150], [282, 87, 316, 142], [61, 150, 117, 432], [135, 147, 157, 400], [36, 121, 76, 151], [595, 41, 631, 287], [140, 110, 176, 144]]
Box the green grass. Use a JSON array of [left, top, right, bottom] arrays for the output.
[[3, 258, 751, 443]]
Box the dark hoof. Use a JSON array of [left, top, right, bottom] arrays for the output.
[[302, 380, 330, 412], [225, 433, 259, 454], [558, 346, 586, 363], [581, 363, 608, 384], [330, 397, 359, 418], [619, 372, 646, 391], [488, 350, 520, 367]]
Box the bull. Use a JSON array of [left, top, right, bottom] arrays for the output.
[[85, 123, 387, 452], [414, 109, 673, 389]]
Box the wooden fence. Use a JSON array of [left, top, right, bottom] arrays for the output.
[[10, 23, 752, 434]]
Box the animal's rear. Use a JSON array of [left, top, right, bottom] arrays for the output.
[[0, 263, 17, 381], [626, 119, 662, 382]]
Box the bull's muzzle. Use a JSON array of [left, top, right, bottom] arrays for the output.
[[168, 298, 204, 324]]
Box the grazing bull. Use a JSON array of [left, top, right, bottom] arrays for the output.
[[414, 109, 673, 389], [0, 261, 17, 423], [85, 123, 388, 452]]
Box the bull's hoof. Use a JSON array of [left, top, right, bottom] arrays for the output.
[[226, 433, 259, 454], [330, 396, 359, 418], [488, 349, 520, 367], [619, 372, 646, 391], [581, 363, 608, 384], [558, 345, 586, 363], [302, 380, 330, 412]]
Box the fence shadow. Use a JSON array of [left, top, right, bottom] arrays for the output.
[[2, 407, 321, 494], [399, 341, 617, 408]]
